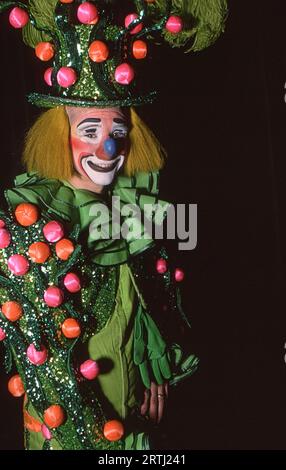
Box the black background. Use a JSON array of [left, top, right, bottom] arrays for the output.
[[0, 0, 286, 450]]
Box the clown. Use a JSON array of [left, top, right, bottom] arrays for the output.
[[0, 0, 227, 450]]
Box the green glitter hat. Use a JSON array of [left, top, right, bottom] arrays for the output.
[[0, 0, 228, 108]]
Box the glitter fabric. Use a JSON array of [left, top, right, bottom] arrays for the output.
[[0, 207, 123, 450]]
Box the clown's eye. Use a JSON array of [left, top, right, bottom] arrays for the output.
[[112, 129, 127, 139], [84, 128, 97, 139]]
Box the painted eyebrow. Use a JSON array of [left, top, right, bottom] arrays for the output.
[[113, 118, 126, 124], [77, 118, 101, 127]]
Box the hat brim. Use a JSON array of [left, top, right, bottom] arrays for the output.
[[27, 91, 157, 108]]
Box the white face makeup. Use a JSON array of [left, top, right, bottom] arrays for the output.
[[66, 107, 129, 190]]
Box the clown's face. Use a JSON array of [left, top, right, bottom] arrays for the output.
[[66, 106, 129, 192]]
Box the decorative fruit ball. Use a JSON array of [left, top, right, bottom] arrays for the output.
[[44, 405, 65, 429], [2, 301, 23, 322], [166, 15, 183, 34], [9, 7, 29, 29], [8, 374, 25, 397], [8, 254, 29, 276], [41, 424, 52, 441], [0, 219, 6, 228], [55, 239, 75, 260], [44, 286, 64, 308], [57, 67, 77, 88], [0, 228, 11, 249], [64, 273, 82, 293], [132, 40, 148, 59], [35, 42, 55, 61], [43, 221, 64, 243], [0, 328, 6, 341], [125, 13, 143, 35], [60, 0, 74, 3], [115, 63, 135, 85], [61, 318, 81, 339], [28, 242, 51, 264], [80, 359, 100, 380], [26, 344, 48, 366], [156, 258, 167, 274], [175, 268, 185, 282], [77, 2, 99, 25], [103, 420, 124, 442], [88, 40, 109, 63], [44, 67, 53, 86], [15, 203, 39, 227]]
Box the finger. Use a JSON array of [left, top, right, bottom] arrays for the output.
[[140, 388, 150, 416], [157, 384, 165, 424], [164, 382, 169, 399], [149, 382, 158, 423]]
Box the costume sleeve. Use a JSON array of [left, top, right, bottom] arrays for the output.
[[129, 245, 199, 389]]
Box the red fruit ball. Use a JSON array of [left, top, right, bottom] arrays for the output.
[[156, 258, 167, 274], [2, 301, 23, 322], [28, 242, 51, 264], [61, 318, 81, 339], [175, 268, 185, 282], [104, 420, 124, 442], [44, 405, 65, 429], [15, 203, 39, 227], [35, 42, 55, 62], [8, 374, 25, 397], [88, 41, 109, 63], [56, 239, 75, 260]]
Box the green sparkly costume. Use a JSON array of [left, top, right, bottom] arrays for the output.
[[0, 171, 198, 450]]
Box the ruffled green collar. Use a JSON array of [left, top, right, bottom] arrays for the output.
[[6, 172, 169, 266]]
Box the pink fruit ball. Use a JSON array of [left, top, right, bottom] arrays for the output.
[[44, 67, 53, 86], [125, 13, 143, 35], [80, 360, 100, 380], [27, 344, 48, 366], [156, 258, 167, 274], [44, 286, 64, 308], [77, 2, 99, 25], [175, 268, 185, 282], [0, 228, 11, 249], [64, 273, 82, 293], [0, 220, 5, 229], [0, 328, 6, 341], [43, 221, 64, 243], [115, 63, 135, 85], [8, 254, 29, 276], [41, 424, 52, 441], [166, 15, 183, 34], [57, 67, 77, 88], [9, 7, 29, 29]]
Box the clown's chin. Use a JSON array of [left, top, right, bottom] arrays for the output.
[[82, 155, 125, 187]]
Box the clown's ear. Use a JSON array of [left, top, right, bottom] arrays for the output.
[[22, 0, 57, 48], [149, 0, 228, 52]]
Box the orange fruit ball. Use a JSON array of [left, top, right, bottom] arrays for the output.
[[2, 301, 23, 322], [28, 241, 51, 264], [15, 203, 39, 227], [55, 238, 75, 261], [88, 41, 109, 63], [61, 318, 81, 339], [8, 374, 25, 397], [103, 420, 124, 442], [35, 42, 55, 61], [132, 40, 148, 59], [44, 405, 65, 429], [60, 0, 74, 3]]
